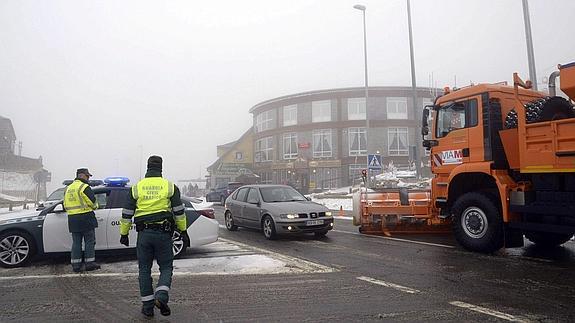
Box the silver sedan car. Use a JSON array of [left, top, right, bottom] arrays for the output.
[[224, 184, 334, 239]]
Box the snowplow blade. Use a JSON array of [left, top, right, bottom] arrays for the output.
[[352, 188, 451, 235]]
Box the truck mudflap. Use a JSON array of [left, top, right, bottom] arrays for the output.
[[353, 188, 451, 235]]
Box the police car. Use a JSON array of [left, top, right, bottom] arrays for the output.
[[0, 177, 219, 268]]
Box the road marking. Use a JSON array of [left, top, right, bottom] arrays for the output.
[[449, 301, 532, 322], [332, 229, 455, 249], [357, 276, 421, 294]]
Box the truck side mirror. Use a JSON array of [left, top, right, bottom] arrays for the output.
[[422, 108, 430, 128], [423, 139, 438, 149]]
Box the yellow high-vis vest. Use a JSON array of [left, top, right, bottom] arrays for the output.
[[132, 177, 174, 219], [64, 180, 98, 215]]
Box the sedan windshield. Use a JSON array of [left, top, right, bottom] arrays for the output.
[[260, 186, 306, 203]]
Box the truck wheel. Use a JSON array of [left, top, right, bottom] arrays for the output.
[[525, 231, 573, 248], [452, 192, 504, 253]]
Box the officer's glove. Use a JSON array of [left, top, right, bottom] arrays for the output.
[[179, 230, 190, 247], [120, 235, 129, 247]]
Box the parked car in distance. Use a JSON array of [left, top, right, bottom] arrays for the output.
[[206, 181, 243, 205], [224, 184, 334, 240]]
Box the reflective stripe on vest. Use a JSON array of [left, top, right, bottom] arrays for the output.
[[63, 180, 94, 215], [133, 178, 174, 218]]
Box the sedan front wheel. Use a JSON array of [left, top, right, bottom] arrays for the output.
[[225, 211, 238, 231], [262, 215, 277, 240]]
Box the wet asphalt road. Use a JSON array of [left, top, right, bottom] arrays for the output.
[[1, 205, 575, 322]]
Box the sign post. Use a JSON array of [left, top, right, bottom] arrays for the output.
[[367, 154, 382, 187]]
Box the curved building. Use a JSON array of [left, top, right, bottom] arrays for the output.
[[249, 86, 440, 192]]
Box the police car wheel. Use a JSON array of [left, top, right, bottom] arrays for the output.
[[0, 230, 36, 268], [172, 231, 186, 258]]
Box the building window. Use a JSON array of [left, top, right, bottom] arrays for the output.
[[348, 127, 367, 156], [388, 127, 409, 156], [387, 97, 408, 119], [235, 152, 243, 160], [283, 105, 297, 126], [255, 136, 274, 162], [257, 172, 273, 184], [255, 110, 274, 133], [282, 133, 298, 160], [347, 98, 366, 120], [312, 100, 331, 123], [312, 129, 332, 158]]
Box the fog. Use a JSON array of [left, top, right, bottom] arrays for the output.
[[1, 0, 574, 192]]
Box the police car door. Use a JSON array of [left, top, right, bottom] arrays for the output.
[[107, 188, 137, 249], [42, 192, 111, 253]]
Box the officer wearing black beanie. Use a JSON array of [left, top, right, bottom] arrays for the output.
[[120, 155, 189, 317]]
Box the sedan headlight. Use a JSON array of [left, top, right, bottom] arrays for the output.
[[280, 214, 300, 219], [324, 211, 332, 217]]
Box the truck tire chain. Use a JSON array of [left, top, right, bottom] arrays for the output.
[[505, 97, 575, 129]]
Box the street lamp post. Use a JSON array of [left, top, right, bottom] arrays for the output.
[[522, 0, 538, 90], [406, 0, 421, 178], [353, 4, 370, 186]]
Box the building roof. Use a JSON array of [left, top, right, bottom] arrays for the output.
[[207, 127, 253, 171], [249, 86, 442, 113], [0, 115, 16, 141]]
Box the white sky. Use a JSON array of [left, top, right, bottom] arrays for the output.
[[1, 0, 574, 192]]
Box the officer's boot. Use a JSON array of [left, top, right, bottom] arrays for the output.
[[85, 262, 101, 271], [154, 291, 171, 316], [141, 301, 154, 317]]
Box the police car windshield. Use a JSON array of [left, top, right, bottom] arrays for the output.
[[46, 188, 65, 201]]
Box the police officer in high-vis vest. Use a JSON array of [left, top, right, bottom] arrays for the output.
[[120, 155, 188, 317], [63, 168, 101, 272]]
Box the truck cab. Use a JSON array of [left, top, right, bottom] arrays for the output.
[[421, 63, 575, 252]]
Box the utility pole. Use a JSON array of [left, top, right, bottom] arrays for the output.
[[406, 0, 420, 178], [353, 4, 370, 186], [522, 0, 538, 90]]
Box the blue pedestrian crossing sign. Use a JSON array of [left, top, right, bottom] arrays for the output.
[[368, 154, 382, 170]]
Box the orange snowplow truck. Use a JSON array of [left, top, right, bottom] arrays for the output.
[[353, 62, 575, 252]]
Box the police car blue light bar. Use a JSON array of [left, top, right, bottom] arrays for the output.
[[104, 177, 130, 187]]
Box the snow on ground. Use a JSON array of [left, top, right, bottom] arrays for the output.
[[311, 197, 352, 211], [0, 240, 334, 278], [0, 203, 37, 214]]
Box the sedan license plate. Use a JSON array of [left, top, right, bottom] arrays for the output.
[[306, 219, 324, 226]]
